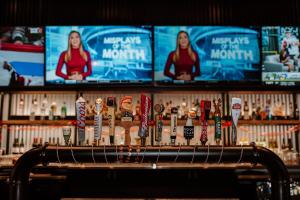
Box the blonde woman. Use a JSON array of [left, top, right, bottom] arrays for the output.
[[164, 31, 200, 81], [56, 31, 92, 80]]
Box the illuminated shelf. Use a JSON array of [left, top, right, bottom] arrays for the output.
[[161, 120, 300, 126], [1, 120, 141, 126], [1, 119, 299, 126], [238, 120, 300, 125]]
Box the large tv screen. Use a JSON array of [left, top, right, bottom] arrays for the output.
[[262, 26, 300, 86], [0, 26, 44, 86], [154, 26, 261, 84], [46, 26, 153, 84]]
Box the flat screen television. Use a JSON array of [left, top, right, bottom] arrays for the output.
[[0, 26, 44, 87], [154, 26, 261, 84], [46, 26, 153, 84], [262, 26, 300, 86]]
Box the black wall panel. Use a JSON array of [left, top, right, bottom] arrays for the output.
[[0, 0, 299, 25]]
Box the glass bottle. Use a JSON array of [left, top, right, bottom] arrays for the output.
[[19, 138, 25, 154], [295, 104, 299, 119], [30, 98, 38, 121], [40, 94, 48, 120], [61, 101, 67, 119], [19, 97, 25, 115], [289, 102, 294, 119], [243, 100, 249, 120], [50, 101, 57, 120], [251, 102, 256, 120]]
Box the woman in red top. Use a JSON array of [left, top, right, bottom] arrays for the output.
[[164, 31, 200, 81], [56, 31, 92, 80]]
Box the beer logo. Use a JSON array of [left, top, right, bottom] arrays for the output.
[[232, 103, 241, 109]]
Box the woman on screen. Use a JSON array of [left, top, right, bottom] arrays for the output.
[[164, 31, 200, 81], [56, 31, 92, 80]]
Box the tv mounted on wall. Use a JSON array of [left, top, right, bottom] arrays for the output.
[[154, 26, 261, 85], [262, 26, 300, 86], [0, 26, 44, 87], [46, 26, 153, 85]]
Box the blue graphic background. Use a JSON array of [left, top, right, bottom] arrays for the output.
[[154, 26, 261, 82], [46, 26, 152, 84]]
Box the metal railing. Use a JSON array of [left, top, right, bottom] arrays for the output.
[[10, 144, 290, 200]]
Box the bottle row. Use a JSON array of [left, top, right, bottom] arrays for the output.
[[1, 91, 299, 159], [5, 92, 300, 120]]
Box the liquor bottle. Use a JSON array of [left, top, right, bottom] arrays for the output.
[[12, 138, 16, 154], [288, 138, 293, 150], [295, 104, 299, 119], [281, 137, 286, 150], [213, 98, 222, 145], [265, 99, 272, 120], [165, 101, 171, 119], [243, 100, 250, 120], [38, 137, 43, 147], [178, 105, 183, 120], [50, 101, 57, 120], [169, 100, 173, 109], [56, 137, 60, 145], [48, 110, 53, 120], [12, 138, 20, 154], [181, 98, 188, 119], [19, 138, 25, 154], [288, 102, 294, 119], [19, 97, 25, 115], [32, 138, 38, 148], [251, 102, 257, 120], [61, 101, 67, 119], [256, 98, 261, 120], [282, 101, 286, 119], [195, 98, 201, 119], [40, 94, 48, 120], [30, 98, 38, 121], [273, 98, 283, 120], [48, 137, 52, 145], [191, 101, 196, 113]]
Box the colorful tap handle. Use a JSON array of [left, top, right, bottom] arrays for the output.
[[170, 107, 178, 145], [200, 100, 211, 145], [154, 103, 165, 143], [138, 94, 151, 146], [184, 110, 196, 145], [76, 96, 86, 145], [120, 96, 133, 146], [231, 97, 242, 145], [94, 98, 103, 141], [107, 97, 116, 145], [213, 98, 222, 145]]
